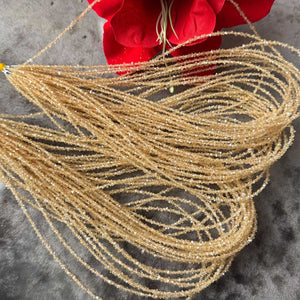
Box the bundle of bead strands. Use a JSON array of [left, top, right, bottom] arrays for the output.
[[0, 0, 299, 299]]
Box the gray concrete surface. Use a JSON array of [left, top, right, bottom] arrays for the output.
[[0, 0, 299, 299]]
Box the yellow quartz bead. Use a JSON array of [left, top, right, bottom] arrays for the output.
[[0, 63, 6, 72]]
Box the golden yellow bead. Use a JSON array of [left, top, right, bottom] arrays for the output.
[[0, 63, 6, 72]]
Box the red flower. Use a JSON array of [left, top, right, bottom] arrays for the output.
[[88, 0, 275, 66]]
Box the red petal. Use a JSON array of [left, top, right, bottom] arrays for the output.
[[170, 35, 222, 57], [170, 35, 222, 77], [207, 0, 226, 14], [103, 22, 160, 67], [216, 0, 275, 29], [110, 0, 161, 48], [168, 0, 216, 45], [87, 0, 124, 21]]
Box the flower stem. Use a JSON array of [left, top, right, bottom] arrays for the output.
[[156, 0, 177, 93]]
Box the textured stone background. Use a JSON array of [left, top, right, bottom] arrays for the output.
[[0, 0, 299, 299]]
